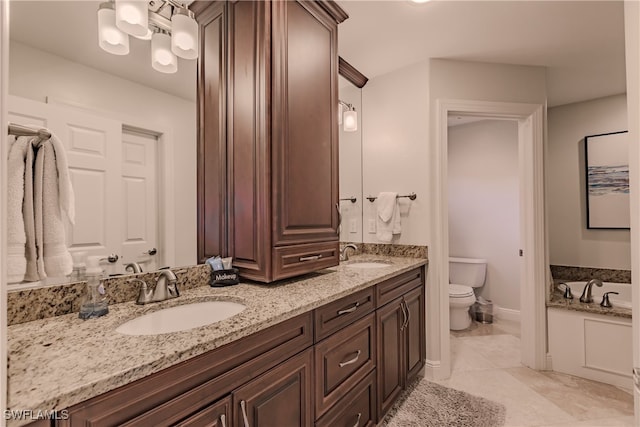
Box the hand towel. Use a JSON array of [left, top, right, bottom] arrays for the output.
[[376, 192, 402, 242], [23, 139, 40, 281], [34, 135, 75, 278], [7, 136, 28, 283]]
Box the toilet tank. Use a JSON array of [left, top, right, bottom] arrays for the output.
[[449, 257, 487, 288]]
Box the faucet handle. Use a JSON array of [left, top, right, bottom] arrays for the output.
[[600, 291, 619, 308], [129, 279, 151, 305], [558, 282, 573, 299]]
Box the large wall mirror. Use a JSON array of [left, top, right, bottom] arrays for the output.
[[7, 0, 198, 288], [338, 57, 367, 244]]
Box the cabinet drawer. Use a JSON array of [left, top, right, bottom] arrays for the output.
[[272, 241, 339, 281], [376, 267, 423, 307], [314, 287, 375, 341], [314, 313, 376, 418], [174, 395, 231, 427], [315, 370, 376, 427]]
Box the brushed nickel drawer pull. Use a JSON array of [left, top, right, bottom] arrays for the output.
[[240, 400, 250, 427], [299, 254, 322, 262], [339, 350, 362, 368], [337, 302, 359, 315], [220, 414, 227, 427], [352, 412, 362, 427], [400, 300, 408, 331]]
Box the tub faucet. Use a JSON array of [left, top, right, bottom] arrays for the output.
[[579, 278, 603, 303], [340, 244, 358, 261], [125, 262, 143, 274]]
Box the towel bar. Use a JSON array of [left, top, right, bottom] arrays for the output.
[[366, 193, 417, 202]]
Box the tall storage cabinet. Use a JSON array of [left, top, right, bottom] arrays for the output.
[[194, 0, 347, 283]]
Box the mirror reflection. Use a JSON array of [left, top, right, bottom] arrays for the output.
[[338, 76, 363, 243], [8, 0, 197, 286]]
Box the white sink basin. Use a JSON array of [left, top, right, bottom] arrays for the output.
[[116, 300, 246, 336], [345, 262, 391, 269]]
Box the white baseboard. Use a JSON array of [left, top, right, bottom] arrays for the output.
[[424, 359, 449, 381], [546, 353, 553, 371], [494, 306, 521, 322]]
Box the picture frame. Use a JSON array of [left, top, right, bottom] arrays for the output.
[[585, 130, 630, 229]]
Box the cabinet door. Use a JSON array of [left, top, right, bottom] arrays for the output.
[[234, 348, 313, 427], [197, 1, 227, 263], [271, 0, 339, 246], [403, 287, 426, 384], [175, 396, 231, 427], [375, 299, 404, 419]]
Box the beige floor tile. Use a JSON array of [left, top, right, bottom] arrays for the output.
[[450, 335, 498, 372], [433, 368, 576, 427], [450, 318, 521, 338], [456, 334, 522, 368], [505, 367, 634, 421]]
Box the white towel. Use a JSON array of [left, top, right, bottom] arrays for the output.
[[34, 133, 75, 278], [376, 192, 401, 242], [23, 139, 40, 281], [7, 136, 28, 283]]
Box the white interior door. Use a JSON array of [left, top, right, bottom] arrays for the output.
[[120, 129, 158, 272]]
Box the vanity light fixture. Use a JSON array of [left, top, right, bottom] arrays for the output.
[[98, 0, 199, 74], [338, 100, 358, 132]]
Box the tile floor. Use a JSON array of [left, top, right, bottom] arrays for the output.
[[433, 319, 636, 427]]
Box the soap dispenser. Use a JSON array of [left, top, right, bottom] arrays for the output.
[[79, 256, 109, 319]]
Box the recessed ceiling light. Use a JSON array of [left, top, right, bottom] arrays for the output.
[[410, 0, 431, 3]]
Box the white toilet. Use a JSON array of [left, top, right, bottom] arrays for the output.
[[449, 257, 487, 331]]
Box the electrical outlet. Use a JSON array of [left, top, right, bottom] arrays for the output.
[[349, 219, 357, 233], [368, 219, 376, 233]]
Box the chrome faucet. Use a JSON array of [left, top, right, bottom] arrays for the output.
[[557, 282, 573, 299], [125, 262, 143, 274], [130, 269, 180, 305], [579, 278, 603, 303], [340, 244, 358, 261]]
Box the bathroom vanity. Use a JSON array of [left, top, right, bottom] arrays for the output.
[[8, 256, 426, 427]]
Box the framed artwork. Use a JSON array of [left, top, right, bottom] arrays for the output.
[[585, 131, 629, 229]]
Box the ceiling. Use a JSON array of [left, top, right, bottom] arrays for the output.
[[9, 1, 626, 107], [337, 0, 626, 107]]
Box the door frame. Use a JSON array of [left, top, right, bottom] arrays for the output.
[[428, 99, 547, 379]]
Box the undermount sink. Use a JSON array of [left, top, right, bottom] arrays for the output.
[[345, 262, 391, 269], [116, 300, 246, 336]]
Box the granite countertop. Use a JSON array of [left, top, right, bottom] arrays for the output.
[[547, 292, 631, 319], [7, 255, 427, 422]]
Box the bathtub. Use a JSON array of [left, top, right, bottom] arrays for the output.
[[562, 281, 632, 309], [548, 281, 632, 390]]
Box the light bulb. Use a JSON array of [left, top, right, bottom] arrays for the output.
[[98, 3, 130, 55], [171, 9, 199, 59], [343, 110, 358, 132], [115, 0, 149, 37], [152, 31, 178, 74]]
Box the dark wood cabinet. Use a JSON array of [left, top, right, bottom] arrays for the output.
[[234, 348, 313, 427], [194, 0, 347, 282], [375, 269, 426, 422]]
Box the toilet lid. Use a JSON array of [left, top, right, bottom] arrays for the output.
[[449, 284, 474, 298]]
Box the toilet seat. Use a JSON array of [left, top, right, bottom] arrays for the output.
[[449, 284, 474, 298]]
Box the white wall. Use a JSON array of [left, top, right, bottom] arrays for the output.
[[547, 94, 629, 270], [448, 120, 520, 310], [361, 61, 429, 245], [339, 84, 363, 243], [1, 2, 9, 421], [8, 41, 197, 268]]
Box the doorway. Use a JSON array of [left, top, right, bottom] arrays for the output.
[[427, 99, 546, 380]]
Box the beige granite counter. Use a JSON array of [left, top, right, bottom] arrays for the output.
[[7, 255, 426, 423]]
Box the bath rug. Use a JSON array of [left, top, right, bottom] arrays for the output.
[[382, 376, 506, 427]]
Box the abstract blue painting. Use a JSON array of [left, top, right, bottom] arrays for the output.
[[585, 131, 630, 229]]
